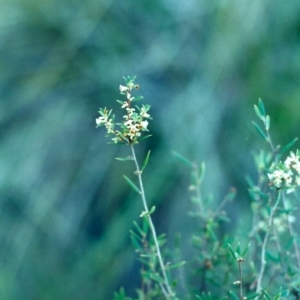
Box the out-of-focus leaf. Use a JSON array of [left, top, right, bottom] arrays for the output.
[[123, 175, 140, 193]]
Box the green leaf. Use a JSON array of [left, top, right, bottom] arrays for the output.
[[118, 132, 129, 144], [254, 104, 263, 119], [141, 150, 151, 172], [149, 272, 165, 283], [280, 137, 298, 154], [229, 290, 240, 300], [266, 250, 280, 263], [149, 206, 156, 214], [258, 98, 266, 117], [265, 115, 270, 131], [167, 261, 186, 270], [252, 121, 268, 141], [115, 156, 133, 161], [236, 242, 241, 255], [133, 221, 145, 236], [199, 162, 206, 182], [131, 96, 143, 101], [228, 243, 237, 259], [138, 134, 152, 142], [241, 243, 251, 257], [263, 290, 272, 300], [247, 292, 261, 299], [116, 100, 125, 105], [123, 176, 140, 193], [130, 233, 142, 250], [207, 226, 218, 242], [172, 151, 193, 167]]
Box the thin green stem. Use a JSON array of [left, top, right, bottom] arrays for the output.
[[255, 190, 281, 293], [282, 193, 300, 269], [130, 145, 174, 299], [238, 260, 244, 300]]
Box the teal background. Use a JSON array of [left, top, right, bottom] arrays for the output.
[[0, 0, 300, 298]]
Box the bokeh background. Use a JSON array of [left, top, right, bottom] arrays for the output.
[[1, 0, 300, 299]]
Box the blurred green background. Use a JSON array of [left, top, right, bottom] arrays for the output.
[[1, 0, 300, 299]]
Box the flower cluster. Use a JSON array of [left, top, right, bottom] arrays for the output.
[[96, 76, 151, 144], [268, 150, 300, 189]]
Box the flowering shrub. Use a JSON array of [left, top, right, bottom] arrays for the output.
[[96, 76, 151, 144], [268, 151, 300, 189], [96, 79, 300, 300]]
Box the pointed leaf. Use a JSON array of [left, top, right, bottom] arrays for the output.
[[254, 104, 263, 119], [199, 162, 206, 182], [258, 98, 266, 117], [141, 150, 151, 172], [167, 261, 186, 270], [115, 156, 133, 161], [132, 221, 146, 238], [228, 243, 237, 259], [229, 290, 240, 300], [138, 134, 152, 142], [172, 151, 193, 167], [253, 121, 268, 141], [265, 115, 270, 131], [149, 206, 156, 215], [123, 176, 140, 193], [247, 292, 261, 299], [131, 96, 143, 101], [242, 243, 251, 257], [149, 272, 165, 283], [280, 137, 298, 154]]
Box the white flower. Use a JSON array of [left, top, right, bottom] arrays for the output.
[[96, 116, 107, 126], [121, 101, 128, 108], [140, 106, 150, 118], [140, 120, 149, 130], [119, 85, 128, 92]]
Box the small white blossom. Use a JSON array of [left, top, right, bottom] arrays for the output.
[[119, 85, 128, 92], [96, 116, 107, 126], [140, 106, 150, 118], [121, 102, 128, 108], [140, 120, 149, 130]]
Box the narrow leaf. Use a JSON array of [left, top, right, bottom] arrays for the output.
[[141, 150, 151, 172], [116, 100, 125, 105], [123, 176, 140, 193], [229, 290, 240, 300], [265, 115, 270, 131], [115, 156, 133, 161], [258, 98, 266, 117], [280, 137, 298, 154], [131, 96, 143, 101], [149, 206, 156, 214], [252, 121, 268, 141], [172, 151, 193, 167], [207, 226, 218, 242], [247, 292, 261, 299], [242, 243, 251, 257], [149, 272, 165, 283], [130, 234, 142, 250], [133, 221, 144, 236], [228, 244, 237, 259], [254, 104, 263, 119], [199, 162, 206, 182], [167, 261, 186, 270], [138, 134, 152, 142]]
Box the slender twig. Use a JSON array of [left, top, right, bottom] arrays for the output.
[[256, 190, 281, 293], [282, 193, 300, 268], [130, 145, 174, 298], [238, 259, 244, 300]]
